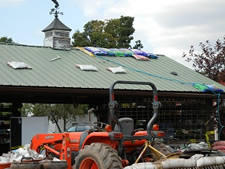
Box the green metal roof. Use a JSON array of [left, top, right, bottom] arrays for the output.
[[0, 43, 224, 93]]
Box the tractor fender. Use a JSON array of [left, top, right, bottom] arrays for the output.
[[80, 132, 117, 149]]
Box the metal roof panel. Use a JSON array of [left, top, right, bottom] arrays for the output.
[[0, 43, 224, 93]]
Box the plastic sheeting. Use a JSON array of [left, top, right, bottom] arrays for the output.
[[131, 49, 158, 59], [76, 64, 98, 71], [7, 61, 32, 69], [75, 47, 95, 57], [124, 155, 225, 169], [0, 144, 44, 164], [147, 53, 158, 59], [84, 47, 107, 56], [131, 49, 148, 57], [109, 48, 125, 57], [107, 66, 126, 74], [81, 47, 158, 59], [98, 48, 115, 56], [133, 54, 149, 61], [119, 49, 133, 57], [193, 83, 224, 93]]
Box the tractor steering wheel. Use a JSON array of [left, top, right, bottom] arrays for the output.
[[92, 122, 109, 131]]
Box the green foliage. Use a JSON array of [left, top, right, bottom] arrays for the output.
[[117, 16, 135, 48], [19, 103, 33, 117], [0, 36, 14, 43], [133, 40, 144, 49], [183, 36, 225, 82], [84, 20, 105, 35], [104, 16, 135, 48], [72, 16, 141, 49], [0, 103, 12, 116], [20, 103, 88, 132], [104, 19, 120, 40], [73, 30, 91, 47]]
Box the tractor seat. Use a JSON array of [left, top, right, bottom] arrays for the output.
[[114, 117, 134, 136]]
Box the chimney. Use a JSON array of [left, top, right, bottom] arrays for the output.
[[43, 2, 72, 50]]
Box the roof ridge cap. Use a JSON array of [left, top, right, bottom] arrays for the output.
[[0, 42, 50, 48]]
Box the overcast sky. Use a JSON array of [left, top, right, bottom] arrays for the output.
[[1, 0, 225, 68]]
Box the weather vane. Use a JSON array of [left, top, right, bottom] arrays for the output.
[[50, 0, 63, 18]]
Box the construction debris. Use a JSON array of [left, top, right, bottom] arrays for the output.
[[124, 154, 225, 169], [183, 142, 209, 151], [0, 144, 44, 164]]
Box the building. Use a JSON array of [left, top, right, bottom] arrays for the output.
[[0, 10, 225, 154]]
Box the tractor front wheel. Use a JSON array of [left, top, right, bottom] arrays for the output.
[[74, 143, 123, 169]]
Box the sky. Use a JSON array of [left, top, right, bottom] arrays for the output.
[[1, 0, 225, 69]]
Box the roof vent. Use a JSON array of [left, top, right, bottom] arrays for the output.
[[42, 0, 72, 50]]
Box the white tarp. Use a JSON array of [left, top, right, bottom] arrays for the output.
[[7, 61, 32, 69], [107, 66, 126, 74], [76, 64, 98, 71]]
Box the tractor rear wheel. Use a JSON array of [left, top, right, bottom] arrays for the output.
[[74, 143, 123, 169]]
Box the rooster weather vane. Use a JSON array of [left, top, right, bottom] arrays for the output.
[[50, 0, 63, 18]]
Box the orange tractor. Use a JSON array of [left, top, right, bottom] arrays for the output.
[[30, 81, 177, 169]]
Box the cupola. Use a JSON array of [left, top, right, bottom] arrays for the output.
[[42, 1, 72, 50]]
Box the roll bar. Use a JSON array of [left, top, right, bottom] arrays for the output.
[[108, 81, 160, 138]]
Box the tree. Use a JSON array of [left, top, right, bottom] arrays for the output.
[[20, 103, 33, 117], [104, 16, 135, 48], [182, 37, 225, 82], [72, 30, 91, 47], [0, 36, 14, 43], [20, 103, 88, 132], [72, 16, 142, 49], [117, 16, 135, 48], [0, 103, 12, 116], [133, 40, 144, 49]]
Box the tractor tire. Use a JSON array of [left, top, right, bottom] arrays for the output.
[[74, 143, 123, 169]]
